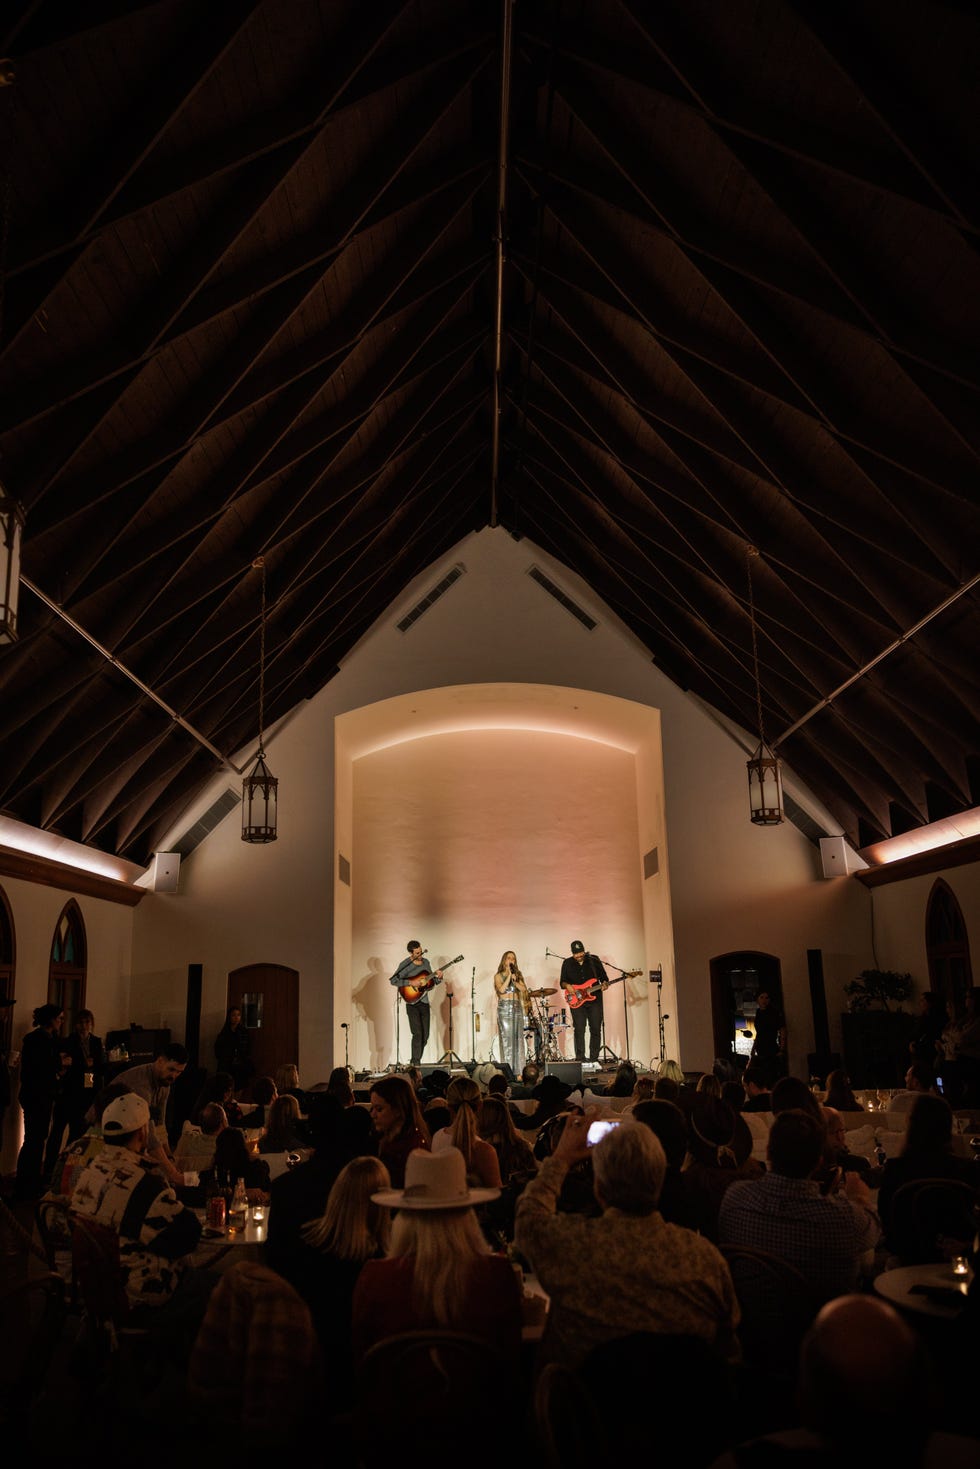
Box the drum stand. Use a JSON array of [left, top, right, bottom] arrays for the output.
[[437, 989, 465, 1069]]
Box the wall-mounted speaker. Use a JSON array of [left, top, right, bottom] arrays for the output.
[[819, 836, 848, 879], [150, 850, 181, 893]]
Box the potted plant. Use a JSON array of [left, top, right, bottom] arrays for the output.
[[841, 970, 915, 1086]]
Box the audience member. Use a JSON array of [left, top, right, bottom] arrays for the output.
[[877, 1093, 979, 1250], [719, 1109, 879, 1303], [211, 1125, 272, 1194], [326, 1065, 355, 1109], [280, 1155, 392, 1381], [721, 1080, 745, 1113], [266, 1099, 374, 1276], [823, 1069, 861, 1112], [70, 1093, 207, 1324], [515, 1114, 739, 1369], [656, 1059, 685, 1085], [352, 1147, 519, 1358], [908, 992, 946, 1080], [632, 1098, 696, 1228], [680, 1097, 762, 1241], [251, 1074, 278, 1120], [47, 1008, 108, 1164], [431, 1076, 502, 1188], [607, 1060, 638, 1097], [822, 1106, 876, 1183], [515, 1073, 573, 1133], [509, 1062, 540, 1099], [15, 1003, 67, 1198], [275, 1063, 304, 1109], [695, 1072, 722, 1099], [653, 1075, 681, 1103], [214, 1005, 252, 1092], [771, 1074, 825, 1124], [368, 1074, 430, 1188], [888, 1062, 936, 1114], [259, 1094, 305, 1154], [115, 1042, 189, 1183], [174, 1102, 227, 1172], [622, 1076, 656, 1113], [713, 1295, 978, 1469], [742, 1068, 771, 1111], [478, 1095, 536, 1181]]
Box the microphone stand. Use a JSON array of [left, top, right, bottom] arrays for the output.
[[650, 967, 667, 1064], [603, 960, 633, 1065], [437, 989, 465, 1069], [469, 965, 478, 1066], [341, 1022, 350, 1072]]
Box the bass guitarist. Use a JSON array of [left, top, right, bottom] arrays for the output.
[[391, 940, 444, 1066], [560, 939, 609, 1063]]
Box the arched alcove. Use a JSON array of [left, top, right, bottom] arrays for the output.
[[48, 899, 87, 1032], [926, 879, 972, 1006]]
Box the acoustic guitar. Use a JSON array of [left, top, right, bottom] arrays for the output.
[[565, 968, 642, 1010], [398, 954, 464, 1004]]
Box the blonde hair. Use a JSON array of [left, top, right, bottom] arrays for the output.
[[264, 1093, 301, 1149], [275, 1063, 300, 1092], [656, 1059, 685, 1084], [389, 1207, 490, 1325], [445, 1076, 482, 1166], [302, 1156, 391, 1259]]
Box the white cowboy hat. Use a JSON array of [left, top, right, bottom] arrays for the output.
[[371, 1146, 499, 1209]]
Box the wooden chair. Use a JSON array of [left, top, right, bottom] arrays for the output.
[[720, 1245, 820, 1369], [888, 1177, 980, 1264], [355, 1331, 509, 1466], [534, 1360, 601, 1469], [71, 1216, 135, 1349], [0, 1273, 66, 1443]]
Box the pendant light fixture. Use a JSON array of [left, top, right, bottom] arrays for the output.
[[242, 557, 278, 843], [745, 546, 783, 825]]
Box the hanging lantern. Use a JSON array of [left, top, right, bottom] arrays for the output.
[[0, 489, 24, 644], [745, 547, 783, 826], [242, 557, 278, 843], [747, 740, 783, 825]]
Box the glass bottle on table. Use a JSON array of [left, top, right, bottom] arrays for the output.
[[228, 1176, 248, 1234]]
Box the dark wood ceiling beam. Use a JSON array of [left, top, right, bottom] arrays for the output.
[[121, 366, 486, 674], [3, 0, 160, 53], [143, 387, 487, 702], [5, 0, 416, 278], [535, 186, 980, 505], [43, 719, 174, 834], [514, 353, 871, 667], [12, 5, 261, 272], [525, 88, 980, 396], [42, 11, 486, 263], [92, 743, 207, 852], [14, 86, 488, 510], [604, 3, 965, 222], [791, 0, 978, 227]]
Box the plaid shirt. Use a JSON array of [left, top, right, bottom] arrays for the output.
[[515, 1155, 740, 1368], [718, 1172, 880, 1301]]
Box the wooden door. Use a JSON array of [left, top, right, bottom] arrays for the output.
[[227, 963, 299, 1090]]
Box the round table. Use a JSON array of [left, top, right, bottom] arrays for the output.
[[873, 1262, 971, 1319]]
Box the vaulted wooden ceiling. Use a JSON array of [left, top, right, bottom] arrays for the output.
[[0, 0, 977, 864]]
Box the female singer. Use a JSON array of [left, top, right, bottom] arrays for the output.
[[494, 950, 530, 1076]]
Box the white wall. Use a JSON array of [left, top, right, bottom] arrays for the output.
[[870, 862, 980, 983], [132, 525, 873, 1080]]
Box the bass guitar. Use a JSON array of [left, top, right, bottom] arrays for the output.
[[398, 954, 464, 1004], [565, 969, 642, 1010]]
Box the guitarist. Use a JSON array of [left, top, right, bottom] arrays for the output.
[[560, 939, 609, 1064], [391, 940, 444, 1066]]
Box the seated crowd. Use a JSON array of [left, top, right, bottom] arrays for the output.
[[31, 1042, 980, 1461]]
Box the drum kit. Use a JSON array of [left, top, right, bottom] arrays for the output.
[[524, 986, 569, 1063]]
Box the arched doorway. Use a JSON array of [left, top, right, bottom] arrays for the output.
[[709, 951, 785, 1076], [227, 963, 299, 1090]]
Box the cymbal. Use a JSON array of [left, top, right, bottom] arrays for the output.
[[528, 986, 557, 997]]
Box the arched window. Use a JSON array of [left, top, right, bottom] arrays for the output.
[[48, 900, 87, 1033], [926, 879, 972, 1009], [0, 886, 14, 1061]]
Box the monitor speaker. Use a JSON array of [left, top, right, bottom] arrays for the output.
[[544, 1061, 582, 1087]]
